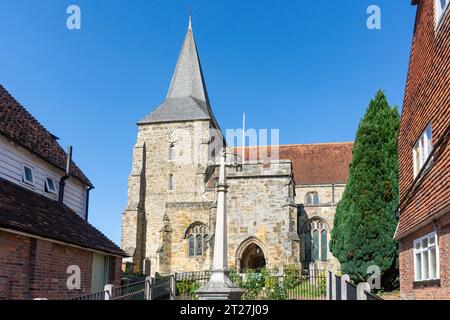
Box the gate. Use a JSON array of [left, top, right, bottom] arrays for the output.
[[151, 275, 173, 300]]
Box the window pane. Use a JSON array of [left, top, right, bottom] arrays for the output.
[[24, 167, 33, 182], [321, 229, 327, 261], [313, 193, 319, 205], [306, 194, 312, 205], [305, 230, 312, 262], [429, 234, 435, 245], [422, 238, 428, 249], [188, 235, 195, 256], [422, 251, 429, 280], [415, 253, 422, 280], [429, 247, 437, 279], [415, 241, 421, 250], [313, 230, 319, 261], [196, 235, 202, 256]]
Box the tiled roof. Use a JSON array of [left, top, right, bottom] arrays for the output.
[[0, 177, 126, 257], [234, 142, 354, 185], [0, 85, 92, 187], [138, 23, 220, 130]]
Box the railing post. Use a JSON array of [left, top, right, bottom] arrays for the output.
[[145, 276, 152, 300], [341, 274, 350, 300], [104, 284, 114, 300], [331, 274, 337, 300], [170, 273, 177, 300], [326, 270, 331, 300], [357, 282, 370, 300]]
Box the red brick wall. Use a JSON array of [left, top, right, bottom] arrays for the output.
[[399, 213, 450, 299], [0, 231, 121, 300]]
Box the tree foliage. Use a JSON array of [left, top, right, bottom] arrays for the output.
[[330, 90, 400, 287]]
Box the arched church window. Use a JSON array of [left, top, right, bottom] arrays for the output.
[[169, 174, 174, 191], [185, 222, 208, 257], [169, 144, 175, 161], [304, 218, 328, 263], [305, 192, 319, 206]]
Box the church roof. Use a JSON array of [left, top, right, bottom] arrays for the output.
[[234, 142, 354, 185], [138, 20, 219, 128]]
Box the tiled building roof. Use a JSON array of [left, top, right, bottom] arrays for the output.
[[138, 22, 220, 130], [0, 85, 92, 187], [234, 142, 354, 185], [395, 0, 450, 240], [0, 177, 126, 256]]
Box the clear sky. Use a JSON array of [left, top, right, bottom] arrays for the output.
[[0, 0, 417, 244]]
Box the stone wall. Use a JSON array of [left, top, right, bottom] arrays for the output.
[[226, 161, 300, 270], [122, 120, 216, 274]]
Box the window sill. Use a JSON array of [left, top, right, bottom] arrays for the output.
[[413, 279, 440, 288]]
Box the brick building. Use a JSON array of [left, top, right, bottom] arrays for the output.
[[0, 85, 126, 300], [394, 0, 449, 300]]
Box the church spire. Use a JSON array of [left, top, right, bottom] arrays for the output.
[[165, 16, 209, 103], [138, 17, 219, 127]]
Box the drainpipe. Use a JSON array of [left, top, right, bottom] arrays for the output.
[[85, 185, 94, 221], [58, 146, 72, 204]]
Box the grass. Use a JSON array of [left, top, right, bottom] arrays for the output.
[[285, 282, 327, 299]]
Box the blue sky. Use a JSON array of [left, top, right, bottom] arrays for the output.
[[0, 0, 417, 244]]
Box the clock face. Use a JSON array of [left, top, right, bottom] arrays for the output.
[[166, 129, 179, 143]]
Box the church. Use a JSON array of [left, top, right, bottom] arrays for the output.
[[121, 20, 353, 275]]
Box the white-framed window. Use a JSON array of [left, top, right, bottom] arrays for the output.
[[413, 124, 432, 178], [45, 177, 57, 194], [22, 165, 35, 185], [436, 0, 450, 26], [414, 232, 439, 282]]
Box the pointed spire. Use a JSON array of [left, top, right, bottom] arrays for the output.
[[138, 18, 220, 129], [165, 18, 210, 104]]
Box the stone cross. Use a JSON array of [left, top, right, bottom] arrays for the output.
[[196, 151, 245, 300]]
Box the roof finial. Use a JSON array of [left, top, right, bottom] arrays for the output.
[[188, 5, 192, 29]]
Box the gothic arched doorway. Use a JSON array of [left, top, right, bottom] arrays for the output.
[[236, 238, 267, 272]]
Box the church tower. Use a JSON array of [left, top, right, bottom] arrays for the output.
[[122, 19, 221, 274]]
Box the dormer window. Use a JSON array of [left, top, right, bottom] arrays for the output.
[[436, 0, 450, 26], [45, 177, 57, 194], [22, 165, 34, 185]]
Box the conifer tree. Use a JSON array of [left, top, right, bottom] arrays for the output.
[[330, 90, 400, 287]]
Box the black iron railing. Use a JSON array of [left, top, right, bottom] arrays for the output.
[[113, 280, 147, 300], [175, 271, 211, 300], [71, 290, 106, 301]]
